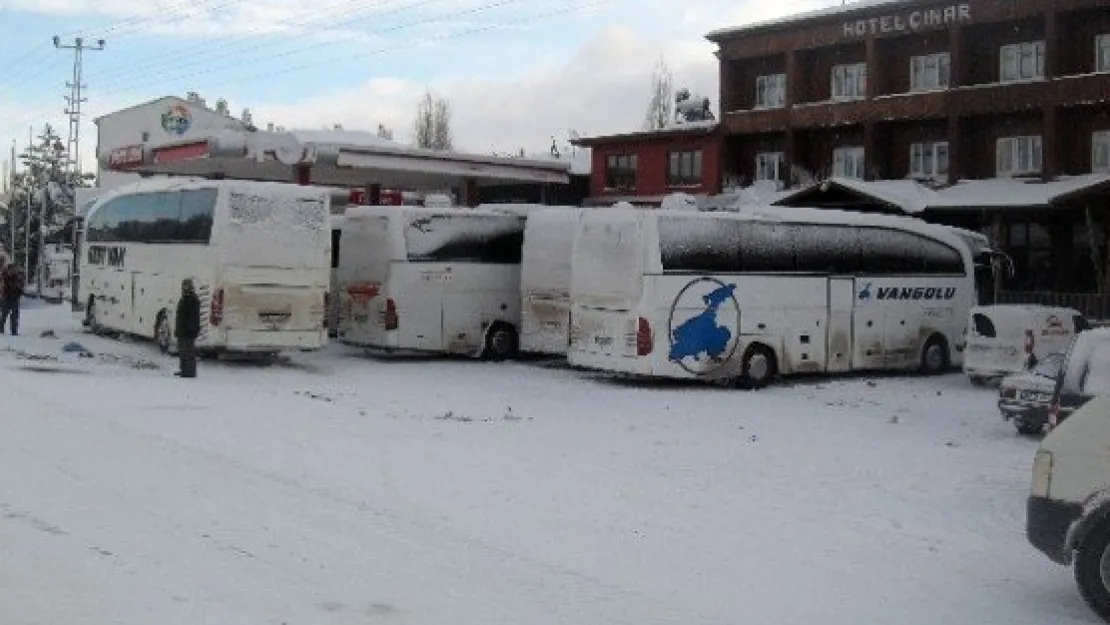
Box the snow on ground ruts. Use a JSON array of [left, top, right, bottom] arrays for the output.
[[0, 302, 1101, 624]]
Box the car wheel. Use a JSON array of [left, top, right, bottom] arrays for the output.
[[1075, 517, 1110, 622]]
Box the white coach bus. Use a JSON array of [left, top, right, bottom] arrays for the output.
[[337, 205, 525, 359], [567, 205, 976, 388], [80, 178, 331, 355], [519, 207, 584, 355]]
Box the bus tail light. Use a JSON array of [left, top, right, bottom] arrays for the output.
[[1024, 329, 1035, 355], [383, 297, 399, 331], [210, 288, 224, 327], [636, 316, 653, 356]]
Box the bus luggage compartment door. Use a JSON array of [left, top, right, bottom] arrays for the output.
[[827, 277, 854, 372]]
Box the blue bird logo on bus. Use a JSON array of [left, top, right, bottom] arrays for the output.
[[667, 278, 741, 375]]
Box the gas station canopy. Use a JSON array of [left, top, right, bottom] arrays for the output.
[[100, 128, 572, 190]]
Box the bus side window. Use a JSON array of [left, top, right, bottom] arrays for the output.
[[920, 237, 966, 275], [792, 224, 862, 274], [179, 189, 217, 242], [859, 227, 923, 274], [971, 313, 996, 337], [739, 222, 795, 272]]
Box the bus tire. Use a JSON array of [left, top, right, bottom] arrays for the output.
[[920, 335, 949, 375], [155, 310, 174, 356], [1075, 517, 1110, 623], [740, 344, 777, 390], [481, 322, 518, 361]]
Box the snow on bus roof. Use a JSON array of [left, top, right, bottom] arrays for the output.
[[85, 177, 329, 216]]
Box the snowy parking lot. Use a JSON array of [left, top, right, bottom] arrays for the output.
[[0, 302, 1102, 625]]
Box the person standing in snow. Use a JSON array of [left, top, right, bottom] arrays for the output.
[[0, 263, 25, 336], [174, 278, 201, 378]]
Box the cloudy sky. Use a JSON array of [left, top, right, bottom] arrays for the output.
[[0, 0, 830, 173]]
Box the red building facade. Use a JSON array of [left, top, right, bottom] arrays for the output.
[[572, 124, 724, 205]]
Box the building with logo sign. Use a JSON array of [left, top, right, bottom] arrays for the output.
[[706, 0, 1110, 316], [95, 94, 251, 192]]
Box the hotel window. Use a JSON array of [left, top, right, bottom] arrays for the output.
[[832, 63, 867, 100], [910, 141, 949, 179], [1098, 34, 1110, 72], [755, 74, 786, 109], [833, 146, 866, 179], [755, 152, 786, 187], [1094, 131, 1110, 173], [605, 154, 637, 190], [667, 150, 702, 187], [996, 135, 1042, 176], [910, 53, 951, 91], [1000, 41, 1045, 82]]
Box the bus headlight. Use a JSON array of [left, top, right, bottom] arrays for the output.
[[1032, 450, 1053, 498]]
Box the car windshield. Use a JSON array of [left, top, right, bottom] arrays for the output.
[[1032, 353, 1064, 378]]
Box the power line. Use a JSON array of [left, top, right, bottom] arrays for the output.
[[7, 1, 609, 153], [93, 0, 535, 94], [88, 0, 440, 86], [0, 0, 245, 89]]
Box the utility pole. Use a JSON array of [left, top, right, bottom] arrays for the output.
[[54, 35, 105, 181], [23, 126, 32, 282]]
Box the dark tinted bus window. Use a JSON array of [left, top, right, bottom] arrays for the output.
[[405, 214, 524, 264], [860, 228, 924, 273], [178, 188, 218, 242], [739, 222, 795, 272], [920, 237, 966, 274], [659, 216, 743, 273], [792, 224, 863, 274]]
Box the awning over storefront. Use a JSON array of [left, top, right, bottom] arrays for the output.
[[99, 128, 572, 189]]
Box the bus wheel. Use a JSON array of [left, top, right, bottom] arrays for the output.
[[482, 323, 518, 361], [920, 336, 949, 375], [155, 311, 173, 356], [740, 344, 777, 390]]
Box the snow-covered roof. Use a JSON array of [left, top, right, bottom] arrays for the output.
[[927, 173, 1110, 209], [527, 148, 591, 176], [287, 129, 401, 149], [773, 174, 1110, 213], [706, 0, 916, 41], [572, 122, 719, 148]]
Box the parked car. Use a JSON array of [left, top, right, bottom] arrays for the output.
[[998, 351, 1065, 434], [1027, 392, 1110, 622], [964, 304, 1088, 386], [1048, 328, 1110, 431]]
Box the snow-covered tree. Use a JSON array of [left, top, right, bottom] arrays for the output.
[[414, 90, 453, 151], [3, 124, 92, 282], [643, 57, 674, 131]]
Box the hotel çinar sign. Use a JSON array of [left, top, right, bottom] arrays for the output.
[[842, 3, 972, 38]]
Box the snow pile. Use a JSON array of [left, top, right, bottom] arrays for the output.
[[660, 192, 700, 211]]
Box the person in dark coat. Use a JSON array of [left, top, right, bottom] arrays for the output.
[[174, 278, 202, 378], [0, 263, 26, 336]]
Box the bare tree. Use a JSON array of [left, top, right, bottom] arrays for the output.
[[643, 57, 674, 131], [414, 89, 453, 150], [432, 96, 453, 151]]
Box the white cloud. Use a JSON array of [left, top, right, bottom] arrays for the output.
[[0, 0, 844, 178], [249, 24, 719, 155]]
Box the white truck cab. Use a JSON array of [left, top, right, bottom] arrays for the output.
[[1028, 392, 1110, 621], [964, 304, 1088, 385]]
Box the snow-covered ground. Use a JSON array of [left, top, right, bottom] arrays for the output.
[[0, 302, 1101, 625]]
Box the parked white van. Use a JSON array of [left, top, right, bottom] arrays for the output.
[[1027, 392, 1110, 621], [336, 205, 525, 359], [964, 305, 1089, 385], [519, 207, 585, 355]]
